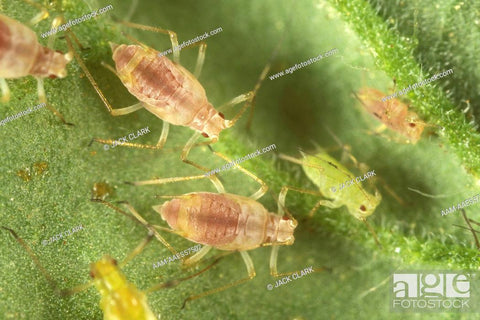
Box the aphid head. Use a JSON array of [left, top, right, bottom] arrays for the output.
[[403, 117, 425, 143], [276, 215, 297, 245], [153, 199, 182, 230], [200, 110, 227, 142], [351, 190, 382, 220], [109, 43, 134, 77], [49, 48, 72, 78], [89, 255, 124, 293], [31, 47, 72, 78]]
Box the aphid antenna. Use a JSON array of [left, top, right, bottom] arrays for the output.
[[245, 0, 295, 130], [339, 56, 372, 72], [407, 187, 463, 198], [323, 125, 345, 149], [91, 199, 179, 256], [357, 272, 392, 300], [21, 0, 49, 26], [124, 0, 139, 22], [266, 188, 296, 221], [1, 226, 95, 296], [453, 224, 480, 234]]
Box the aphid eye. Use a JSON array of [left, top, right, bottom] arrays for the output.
[[89, 271, 95, 278], [409, 123, 416, 127], [112, 259, 118, 266], [359, 205, 367, 212], [49, 75, 58, 79], [202, 132, 209, 138], [218, 112, 225, 119], [282, 215, 290, 220]]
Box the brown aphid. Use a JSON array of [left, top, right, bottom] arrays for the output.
[[92, 181, 114, 200], [32, 161, 48, 176], [16, 161, 48, 181], [0, 13, 72, 124], [354, 88, 424, 143], [16, 168, 32, 182]]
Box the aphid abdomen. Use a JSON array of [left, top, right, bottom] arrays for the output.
[[301, 152, 350, 197], [101, 286, 156, 320], [0, 14, 39, 78], [0, 14, 70, 79], [92, 256, 156, 320], [112, 44, 226, 138], [155, 192, 285, 251]]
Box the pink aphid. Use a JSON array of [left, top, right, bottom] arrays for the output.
[[155, 192, 297, 251], [355, 88, 424, 143], [0, 14, 71, 100], [111, 43, 226, 140]]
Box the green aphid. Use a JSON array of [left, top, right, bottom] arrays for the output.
[[279, 150, 382, 247]]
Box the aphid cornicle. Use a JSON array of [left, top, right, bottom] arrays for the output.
[[1, 225, 216, 319], [354, 87, 424, 144], [0, 13, 72, 124], [113, 149, 325, 306], [279, 148, 383, 247]]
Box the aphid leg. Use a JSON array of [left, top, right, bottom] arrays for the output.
[[181, 132, 226, 191], [374, 175, 407, 206], [21, 0, 49, 26], [114, 19, 180, 63], [269, 245, 328, 278], [456, 209, 480, 250], [0, 78, 11, 103], [116, 228, 155, 268], [225, 61, 272, 129], [1, 226, 94, 296], [182, 245, 212, 267], [180, 64, 270, 176], [177, 40, 208, 78], [246, 24, 288, 130], [65, 29, 89, 51], [192, 41, 207, 78], [130, 169, 226, 196], [361, 218, 382, 249], [65, 34, 144, 117], [36, 77, 73, 126], [67, 35, 176, 149], [278, 186, 329, 217], [144, 255, 222, 295], [92, 199, 179, 256], [364, 126, 405, 144], [207, 145, 268, 200], [182, 251, 256, 308]]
